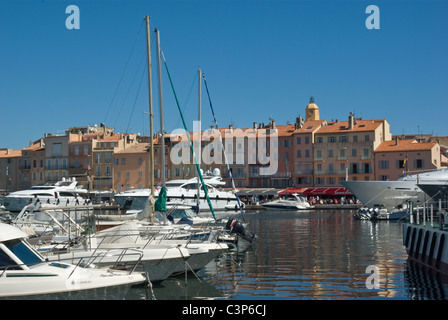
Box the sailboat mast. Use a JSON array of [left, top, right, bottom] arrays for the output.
[[145, 16, 155, 224], [197, 68, 202, 207], [155, 28, 165, 188]]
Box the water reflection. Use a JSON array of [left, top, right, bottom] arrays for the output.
[[125, 209, 447, 300]]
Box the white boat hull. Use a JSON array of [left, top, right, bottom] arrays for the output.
[[340, 180, 424, 209], [0, 266, 145, 299]]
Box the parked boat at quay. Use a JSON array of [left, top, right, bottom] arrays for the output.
[[41, 221, 194, 283], [0, 223, 147, 299], [261, 193, 313, 210], [0, 177, 89, 213], [341, 168, 448, 211], [114, 170, 242, 212]]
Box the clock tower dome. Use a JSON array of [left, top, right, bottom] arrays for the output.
[[305, 96, 319, 121]]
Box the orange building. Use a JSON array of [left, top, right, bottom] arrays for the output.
[[374, 138, 442, 180]]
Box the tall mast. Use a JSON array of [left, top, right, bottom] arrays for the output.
[[145, 16, 155, 224], [155, 28, 165, 188], [197, 68, 202, 207]]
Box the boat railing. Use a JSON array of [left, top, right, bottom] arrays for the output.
[[47, 247, 145, 276], [407, 197, 448, 231]]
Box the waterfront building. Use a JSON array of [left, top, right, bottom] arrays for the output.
[[21, 139, 45, 189], [291, 117, 327, 188], [0, 148, 22, 193], [91, 133, 138, 191], [114, 142, 151, 192], [313, 112, 392, 185], [43, 134, 70, 183], [374, 138, 443, 181]]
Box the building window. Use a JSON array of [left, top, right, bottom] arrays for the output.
[[379, 160, 389, 169], [328, 136, 336, 143], [315, 137, 323, 144], [296, 137, 301, 144], [416, 159, 424, 169], [339, 136, 348, 143], [297, 150, 301, 158], [305, 137, 310, 144], [53, 143, 62, 157], [328, 149, 333, 157], [305, 150, 310, 157], [353, 135, 358, 142]]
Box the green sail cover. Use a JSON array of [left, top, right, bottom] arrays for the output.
[[155, 186, 167, 212]]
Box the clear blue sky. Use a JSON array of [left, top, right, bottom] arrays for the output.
[[0, 0, 447, 150]]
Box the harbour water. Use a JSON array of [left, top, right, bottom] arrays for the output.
[[127, 209, 448, 300]]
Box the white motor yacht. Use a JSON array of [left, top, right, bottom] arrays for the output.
[[0, 177, 89, 212], [0, 223, 146, 299], [341, 168, 448, 210], [261, 194, 313, 210], [114, 169, 242, 212]]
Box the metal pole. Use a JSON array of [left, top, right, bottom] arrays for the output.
[[431, 203, 434, 228], [197, 69, 202, 208], [155, 28, 165, 188], [145, 16, 155, 224]]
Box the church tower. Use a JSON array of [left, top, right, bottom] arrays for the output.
[[305, 96, 320, 121]]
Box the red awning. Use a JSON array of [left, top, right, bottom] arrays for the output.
[[278, 188, 307, 195], [301, 187, 353, 196]]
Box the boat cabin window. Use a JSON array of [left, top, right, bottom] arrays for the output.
[[181, 183, 200, 190], [59, 192, 76, 197], [30, 186, 55, 190], [33, 193, 54, 197], [0, 239, 43, 269]]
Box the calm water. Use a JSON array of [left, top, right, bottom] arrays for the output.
[[128, 209, 448, 300]]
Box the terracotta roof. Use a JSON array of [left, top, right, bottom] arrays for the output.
[[376, 139, 437, 152], [0, 149, 22, 158], [98, 134, 123, 142], [315, 119, 385, 134], [22, 142, 44, 151], [115, 143, 150, 154]]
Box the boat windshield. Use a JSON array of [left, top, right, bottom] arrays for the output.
[[0, 239, 43, 269], [169, 209, 198, 219]]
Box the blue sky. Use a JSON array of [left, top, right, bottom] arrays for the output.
[[0, 0, 447, 150]]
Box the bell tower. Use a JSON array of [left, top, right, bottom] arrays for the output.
[[305, 96, 320, 121]]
